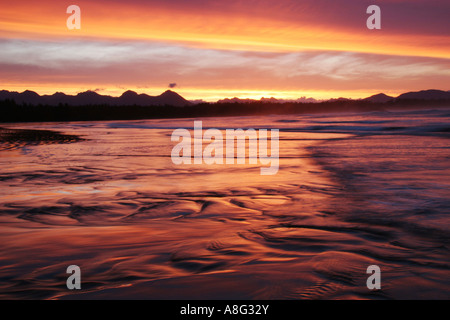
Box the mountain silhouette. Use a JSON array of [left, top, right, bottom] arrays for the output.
[[396, 90, 450, 100], [0, 89, 449, 109], [363, 93, 394, 103], [1, 88, 449, 123], [157, 90, 190, 106], [0, 90, 192, 107]]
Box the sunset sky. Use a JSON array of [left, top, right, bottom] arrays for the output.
[[1, 0, 449, 101]]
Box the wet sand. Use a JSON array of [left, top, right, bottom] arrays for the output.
[[0, 127, 83, 151], [0, 111, 449, 299]]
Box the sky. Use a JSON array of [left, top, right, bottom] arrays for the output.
[[0, 0, 449, 101]]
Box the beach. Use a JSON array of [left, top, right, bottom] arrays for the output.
[[0, 109, 449, 299]]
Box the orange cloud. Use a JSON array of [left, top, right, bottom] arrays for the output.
[[0, 1, 449, 58]]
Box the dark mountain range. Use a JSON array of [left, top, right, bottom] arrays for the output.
[[363, 90, 450, 103], [1, 89, 449, 108], [0, 89, 449, 123], [363, 93, 394, 103], [396, 89, 450, 100], [0, 90, 192, 107]]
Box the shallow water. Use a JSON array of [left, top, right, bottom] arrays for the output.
[[0, 109, 449, 299]]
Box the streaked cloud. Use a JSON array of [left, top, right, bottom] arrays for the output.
[[1, 39, 449, 100]]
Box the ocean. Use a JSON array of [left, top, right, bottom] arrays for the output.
[[0, 109, 449, 299]]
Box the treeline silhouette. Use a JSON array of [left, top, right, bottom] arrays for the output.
[[0, 98, 449, 123]]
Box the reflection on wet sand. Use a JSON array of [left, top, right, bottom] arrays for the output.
[[0, 127, 83, 151], [0, 111, 449, 299]]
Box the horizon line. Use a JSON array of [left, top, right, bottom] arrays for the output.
[[2, 88, 450, 103]]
